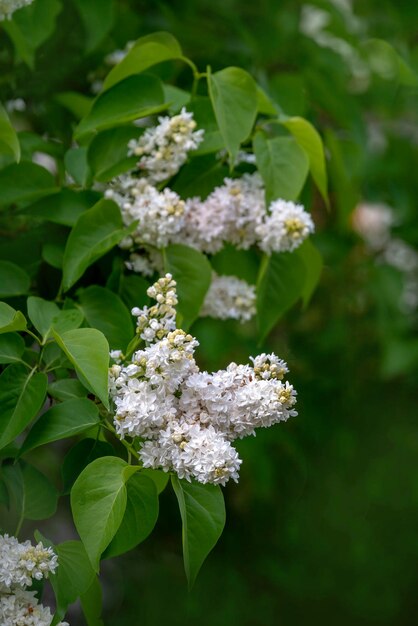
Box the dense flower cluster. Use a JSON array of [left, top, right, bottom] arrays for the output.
[[178, 173, 265, 253], [103, 110, 314, 321], [105, 177, 186, 249], [200, 273, 256, 322], [0, 0, 33, 19], [128, 108, 204, 183], [0, 534, 68, 626], [109, 169, 314, 257], [105, 111, 314, 256], [109, 275, 298, 485], [256, 198, 315, 254], [0, 535, 57, 590]]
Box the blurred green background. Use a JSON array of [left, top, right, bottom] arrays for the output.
[[3, 1, 418, 623]]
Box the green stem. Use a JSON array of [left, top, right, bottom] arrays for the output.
[[25, 329, 42, 345], [16, 358, 33, 370], [55, 281, 64, 303], [180, 55, 199, 77], [14, 511, 24, 537]]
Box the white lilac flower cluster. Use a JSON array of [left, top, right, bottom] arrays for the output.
[[105, 177, 186, 249], [104, 110, 314, 322], [200, 273, 256, 322], [256, 199, 315, 254], [109, 275, 298, 485], [106, 110, 313, 255], [0, 534, 57, 590], [0, 534, 68, 626], [179, 174, 314, 254], [178, 172, 266, 253], [127, 108, 204, 183], [0, 0, 33, 19], [109, 170, 314, 257]]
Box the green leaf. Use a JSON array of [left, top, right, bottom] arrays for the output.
[[78, 286, 134, 351], [163, 84, 190, 113], [27, 297, 84, 342], [21, 463, 58, 520], [48, 378, 88, 402], [75, 75, 165, 141], [20, 398, 100, 455], [0, 162, 58, 206], [0, 261, 30, 297], [363, 38, 418, 86], [207, 66, 258, 163], [0, 303, 27, 334], [104, 32, 182, 90], [256, 251, 306, 342], [2, 0, 62, 68], [0, 102, 20, 161], [164, 244, 212, 330], [53, 328, 109, 408], [324, 129, 359, 228], [141, 468, 170, 495], [65, 147, 92, 188], [257, 86, 278, 116], [55, 92, 94, 119], [253, 133, 309, 204], [118, 274, 150, 312], [281, 117, 329, 207], [34, 532, 95, 624], [60, 221, 103, 291], [295, 239, 323, 307], [87, 127, 139, 182], [171, 476, 226, 589], [40, 342, 71, 371], [172, 154, 228, 200], [0, 364, 47, 449], [71, 457, 137, 570], [22, 189, 100, 227], [80, 576, 104, 626], [50, 540, 95, 621], [27, 297, 59, 339], [188, 97, 224, 155], [42, 242, 65, 270], [55, 309, 85, 334], [62, 198, 127, 291], [62, 438, 114, 494], [3, 462, 58, 522], [103, 473, 159, 558], [0, 333, 25, 364], [73, 0, 114, 53]]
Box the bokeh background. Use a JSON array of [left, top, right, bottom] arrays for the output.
[[2, 1, 418, 624]]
